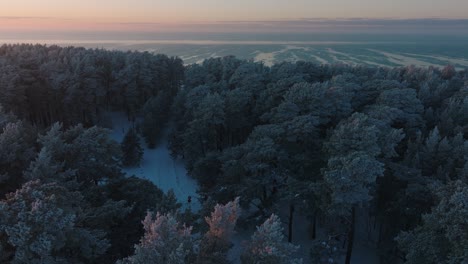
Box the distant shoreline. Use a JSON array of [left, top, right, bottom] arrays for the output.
[[0, 39, 414, 46]]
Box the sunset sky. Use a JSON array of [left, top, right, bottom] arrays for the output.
[[1, 0, 468, 35]]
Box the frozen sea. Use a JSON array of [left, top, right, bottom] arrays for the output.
[[2, 32, 468, 69]]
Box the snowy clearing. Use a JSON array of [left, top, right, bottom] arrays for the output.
[[109, 112, 201, 212]]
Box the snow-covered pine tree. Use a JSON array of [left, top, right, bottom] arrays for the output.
[[197, 197, 240, 264], [141, 92, 172, 149], [121, 127, 143, 167], [118, 212, 193, 264], [241, 214, 302, 264], [0, 180, 109, 263]]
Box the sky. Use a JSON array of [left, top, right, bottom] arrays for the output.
[[1, 0, 468, 36]]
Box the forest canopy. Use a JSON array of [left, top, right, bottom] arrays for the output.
[[0, 44, 467, 264]]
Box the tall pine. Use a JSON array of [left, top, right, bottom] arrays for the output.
[[121, 128, 143, 167], [241, 214, 302, 264]]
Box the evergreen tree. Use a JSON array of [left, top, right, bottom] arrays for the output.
[[396, 181, 468, 264], [39, 123, 123, 184], [23, 147, 75, 183], [141, 112, 159, 148], [100, 177, 182, 262], [323, 113, 385, 264], [241, 214, 302, 264], [121, 127, 143, 167], [0, 180, 109, 263], [118, 212, 193, 264], [0, 120, 36, 195], [197, 197, 240, 264], [141, 92, 172, 148]]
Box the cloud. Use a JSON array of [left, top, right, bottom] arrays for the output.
[[208, 18, 468, 27], [104, 18, 468, 34], [0, 16, 56, 20], [2, 17, 467, 36], [218, 18, 468, 34]]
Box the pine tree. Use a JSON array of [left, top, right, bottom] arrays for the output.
[[396, 181, 468, 264], [101, 177, 181, 261], [121, 127, 143, 167], [0, 180, 109, 263], [0, 120, 36, 195], [39, 123, 123, 184], [197, 197, 240, 264], [118, 212, 193, 264], [241, 214, 302, 264], [205, 197, 240, 240], [323, 113, 385, 264], [141, 112, 159, 148], [141, 92, 172, 149], [23, 147, 75, 183]]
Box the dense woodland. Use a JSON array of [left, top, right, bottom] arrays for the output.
[[0, 44, 467, 264]]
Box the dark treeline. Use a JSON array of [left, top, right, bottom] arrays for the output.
[[0, 44, 467, 264], [0, 44, 183, 127]]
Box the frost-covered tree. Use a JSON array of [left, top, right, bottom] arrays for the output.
[[0, 44, 183, 126], [323, 113, 385, 264], [0, 120, 36, 195], [396, 181, 468, 264], [441, 64, 456, 80], [121, 127, 143, 167], [0, 64, 26, 117], [197, 197, 241, 264], [178, 91, 226, 175], [324, 113, 385, 208], [141, 112, 159, 148], [100, 177, 182, 262], [141, 92, 172, 148], [376, 88, 424, 134], [241, 214, 302, 264], [23, 147, 75, 183], [0, 180, 109, 263], [205, 197, 240, 240], [224, 87, 255, 144], [38, 123, 122, 185], [118, 212, 193, 264]]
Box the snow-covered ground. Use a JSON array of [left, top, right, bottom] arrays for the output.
[[108, 112, 201, 212]]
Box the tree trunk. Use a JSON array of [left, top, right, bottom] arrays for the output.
[[288, 204, 295, 243], [378, 222, 383, 245], [345, 207, 356, 264], [312, 213, 317, 239]]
